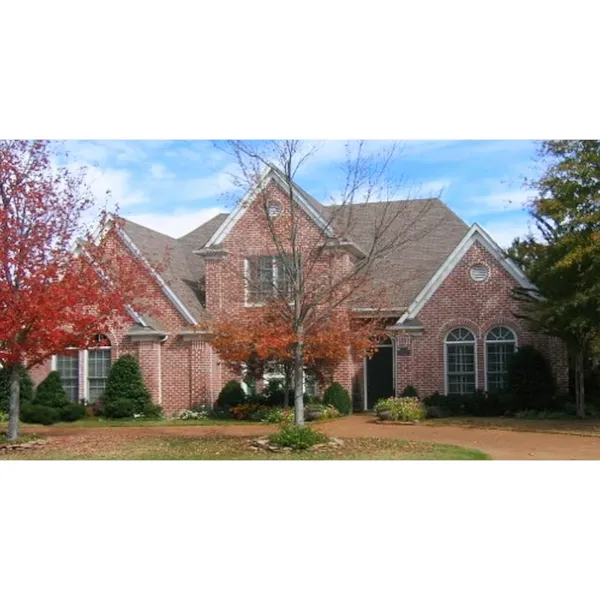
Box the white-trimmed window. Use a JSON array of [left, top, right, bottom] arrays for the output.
[[246, 255, 292, 304], [445, 328, 476, 395], [87, 334, 112, 403], [486, 327, 517, 392], [56, 351, 79, 402]]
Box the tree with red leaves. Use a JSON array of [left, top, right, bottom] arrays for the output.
[[207, 301, 387, 406], [0, 140, 148, 439]]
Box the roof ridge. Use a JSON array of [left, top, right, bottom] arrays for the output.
[[118, 217, 177, 241]]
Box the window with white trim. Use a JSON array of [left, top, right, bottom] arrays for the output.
[[246, 255, 293, 303], [486, 326, 516, 391], [87, 334, 111, 404], [445, 328, 476, 395], [56, 351, 79, 402]]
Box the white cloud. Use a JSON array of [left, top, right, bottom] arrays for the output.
[[150, 163, 175, 180], [124, 207, 223, 238], [180, 169, 239, 202], [479, 215, 533, 249], [84, 164, 148, 208], [462, 189, 533, 217]]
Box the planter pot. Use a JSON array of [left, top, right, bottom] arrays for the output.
[[377, 410, 392, 421], [305, 407, 324, 421]]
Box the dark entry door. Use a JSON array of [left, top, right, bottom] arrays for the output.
[[366, 345, 394, 409]]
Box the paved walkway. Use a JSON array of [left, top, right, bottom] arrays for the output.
[[20, 415, 600, 459], [319, 416, 600, 460]]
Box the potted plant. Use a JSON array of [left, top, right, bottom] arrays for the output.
[[305, 404, 325, 421]]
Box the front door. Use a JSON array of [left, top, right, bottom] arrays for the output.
[[366, 344, 395, 409]]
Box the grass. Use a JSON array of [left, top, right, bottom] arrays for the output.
[[0, 434, 490, 460], [425, 416, 600, 437]]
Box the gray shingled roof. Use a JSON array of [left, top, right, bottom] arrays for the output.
[[119, 189, 467, 321], [121, 216, 228, 322], [322, 199, 468, 307]]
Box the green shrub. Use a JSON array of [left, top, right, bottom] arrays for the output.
[[103, 354, 153, 417], [0, 411, 8, 423], [103, 398, 136, 419], [507, 346, 557, 411], [400, 385, 419, 398], [34, 371, 69, 408], [20, 403, 60, 425], [259, 407, 295, 424], [322, 382, 351, 415], [0, 366, 34, 413], [142, 403, 163, 419], [422, 391, 513, 417], [215, 380, 246, 410], [59, 403, 86, 422], [374, 397, 426, 422], [268, 424, 328, 450]]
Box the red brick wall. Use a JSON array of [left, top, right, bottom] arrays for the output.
[[394, 240, 568, 398]]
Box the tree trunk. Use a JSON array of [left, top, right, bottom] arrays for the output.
[[294, 336, 305, 426], [7, 366, 21, 440], [575, 351, 585, 419], [283, 368, 291, 408]]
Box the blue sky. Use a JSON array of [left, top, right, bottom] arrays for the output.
[[63, 140, 539, 248]]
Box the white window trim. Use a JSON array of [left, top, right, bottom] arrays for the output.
[[444, 329, 478, 396], [483, 327, 518, 392]]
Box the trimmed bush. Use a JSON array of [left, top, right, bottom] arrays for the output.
[[422, 390, 513, 417], [35, 371, 69, 409], [268, 424, 328, 450], [400, 385, 419, 398], [20, 403, 60, 425], [102, 354, 156, 418], [142, 402, 163, 419], [0, 366, 35, 413], [323, 382, 351, 415], [507, 346, 557, 411], [59, 403, 86, 422], [103, 398, 136, 419], [215, 380, 246, 410]]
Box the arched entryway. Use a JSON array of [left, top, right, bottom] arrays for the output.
[[365, 337, 395, 410]]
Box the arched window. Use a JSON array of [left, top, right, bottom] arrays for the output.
[[87, 334, 112, 404], [445, 328, 476, 395], [486, 327, 517, 391]]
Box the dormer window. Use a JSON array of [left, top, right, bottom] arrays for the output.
[[246, 255, 292, 304]]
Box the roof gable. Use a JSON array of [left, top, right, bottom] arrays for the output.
[[396, 223, 532, 324], [203, 166, 335, 248]]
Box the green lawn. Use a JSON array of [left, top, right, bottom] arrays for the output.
[[1, 435, 490, 460]]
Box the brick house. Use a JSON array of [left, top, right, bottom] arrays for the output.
[[32, 165, 566, 413]]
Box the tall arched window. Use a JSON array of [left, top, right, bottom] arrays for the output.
[[87, 334, 112, 404], [445, 328, 476, 395], [486, 327, 517, 391]]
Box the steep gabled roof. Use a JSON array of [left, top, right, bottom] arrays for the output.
[[202, 165, 335, 248]]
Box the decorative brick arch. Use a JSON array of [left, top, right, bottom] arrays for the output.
[[437, 318, 481, 342]]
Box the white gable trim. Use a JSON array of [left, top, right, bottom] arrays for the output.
[[116, 228, 199, 326], [397, 223, 534, 325], [205, 166, 334, 247]]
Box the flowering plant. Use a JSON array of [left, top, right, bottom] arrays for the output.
[[374, 397, 426, 422]]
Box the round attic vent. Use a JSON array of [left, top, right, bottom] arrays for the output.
[[267, 200, 281, 218], [470, 264, 490, 282]]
